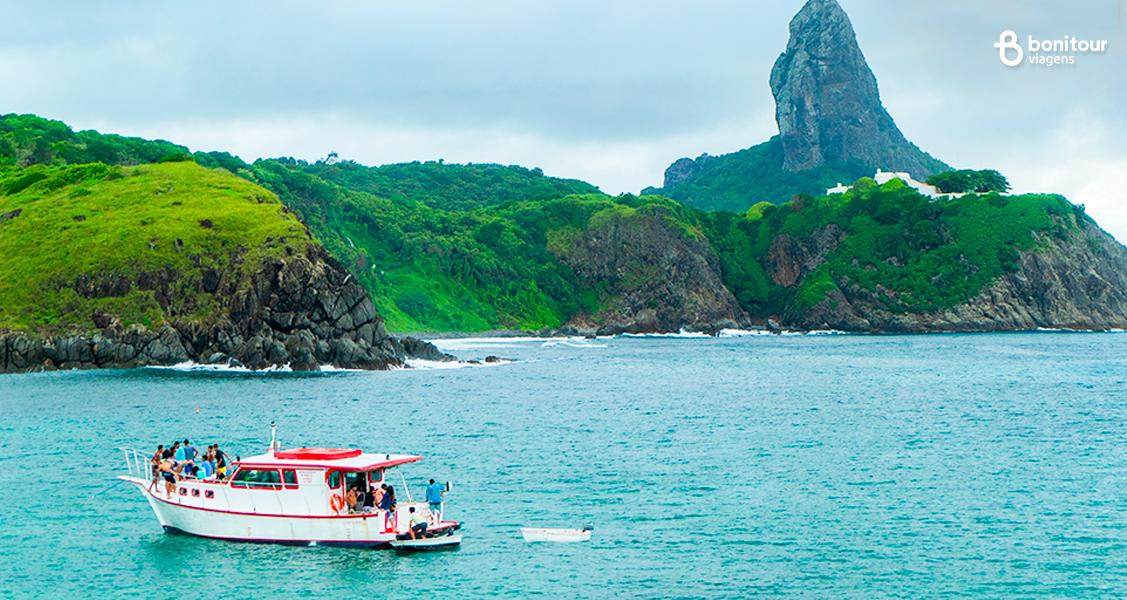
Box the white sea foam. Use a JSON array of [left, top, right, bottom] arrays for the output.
[[149, 361, 364, 373], [403, 358, 512, 370], [429, 337, 555, 352], [151, 361, 289, 373], [619, 329, 711, 339], [540, 338, 608, 349], [1036, 326, 1127, 333], [717, 328, 774, 337]]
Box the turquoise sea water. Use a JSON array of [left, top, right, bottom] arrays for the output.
[[1, 333, 1125, 598]]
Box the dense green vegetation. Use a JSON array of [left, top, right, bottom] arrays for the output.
[[0, 161, 310, 333], [299, 158, 600, 210], [644, 137, 872, 212], [926, 169, 1011, 194], [0, 113, 1097, 332], [703, 177, 1079, 317], [253, 158, 698, 331], [1, 113, 190, 167]]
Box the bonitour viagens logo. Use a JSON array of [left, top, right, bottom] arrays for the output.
[[995, 30, 1109, 67]]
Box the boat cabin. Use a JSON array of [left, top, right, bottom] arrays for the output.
[[220, 447, 421, 516]]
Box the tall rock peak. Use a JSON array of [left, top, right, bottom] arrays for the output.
[[769, 0, 948, 177]]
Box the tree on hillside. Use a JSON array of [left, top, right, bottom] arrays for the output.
[[927, 169, 1010, 194]]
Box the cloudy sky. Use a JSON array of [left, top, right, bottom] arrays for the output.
[[2, 1, 1125, 240]]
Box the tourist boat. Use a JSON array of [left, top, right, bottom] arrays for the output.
[[116, 427, 460, 548]]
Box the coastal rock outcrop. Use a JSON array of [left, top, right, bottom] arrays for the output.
[[552, 209, 748, 336], [650, 0, 949, 210], [789, 219, 1127, 332], [769, 0, 948, 177], [0, 245, 451, 373]]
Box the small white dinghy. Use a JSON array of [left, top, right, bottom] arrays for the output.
[[390, 534, 463, 550], [521, 526, 593, 543]]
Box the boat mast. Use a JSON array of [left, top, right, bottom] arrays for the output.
[[269, 421, 277, 455]]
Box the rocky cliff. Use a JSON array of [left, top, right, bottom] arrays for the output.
[[649, 0, 949, 210], [552, 207, 747, 335], [0, 162, 449, 373], [0, 245, 448, 372], [769, 0, 948, 178], [758, 213, 1127, 333]]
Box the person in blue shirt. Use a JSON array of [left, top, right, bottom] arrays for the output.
[[183, 439, 196, 462], [426, 479, 444, 523]]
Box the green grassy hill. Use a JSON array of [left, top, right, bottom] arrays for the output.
[[702, 177, 1089, 320], [300, 159, 600, 210], [643, 137, 873, 211], [4, 113, 1124, 335], [0, 161, 310, 334], [254, 158, 719, 331]]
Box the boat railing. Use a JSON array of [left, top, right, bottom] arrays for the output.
[[117, 446, 151, 480]]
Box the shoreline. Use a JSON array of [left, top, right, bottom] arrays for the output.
[[406, 326, 1127, 341]]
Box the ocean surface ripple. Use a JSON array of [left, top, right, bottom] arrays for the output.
[[1, 333, 1124, 597]]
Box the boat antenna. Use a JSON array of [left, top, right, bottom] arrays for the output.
[[269, 421, 277, 454]]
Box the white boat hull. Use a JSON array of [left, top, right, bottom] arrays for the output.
[[123, 477, 455, 547]]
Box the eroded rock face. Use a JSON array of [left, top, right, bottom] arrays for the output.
[[769, 0, 948, 178], [663, 156, 709, 189], [767, 225, 845, 287], [790, 220, 1127, 332], [0, 245, 451, 373], [552, 210, 748, 336]]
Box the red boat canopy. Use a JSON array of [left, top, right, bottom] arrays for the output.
[[274, 447, 362, 460]]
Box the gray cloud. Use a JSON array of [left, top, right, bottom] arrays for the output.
[[1, 0, 1124, 238]]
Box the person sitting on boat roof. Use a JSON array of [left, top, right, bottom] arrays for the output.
[[407, 506, 427, 540]]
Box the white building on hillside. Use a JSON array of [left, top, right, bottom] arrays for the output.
[[827, 168, 948, 198]]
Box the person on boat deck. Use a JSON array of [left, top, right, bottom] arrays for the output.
[[345, 486, 360, 513], [362, 483, 376, 513], [158, 450, 178, 499], [407, 506, 428, 540], [198, 454, 216, 480], [150, 445, 164, 483], [174, 440, 196, 476], [379, 484, 396, 528], [426, 479, 444, 523], [214, 445, 229, 479]]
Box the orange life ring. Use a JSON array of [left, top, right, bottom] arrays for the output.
[[330, 493, 345, 513]]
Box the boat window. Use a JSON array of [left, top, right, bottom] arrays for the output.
[[204, 490, 215, 499], [326, 470, 341, 489], [191, 488, 200, 497], [370, 469, 384, 483], [230, 468, 282, 489], [179, 487, 188, 496], [282, 469, 298, 489]]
